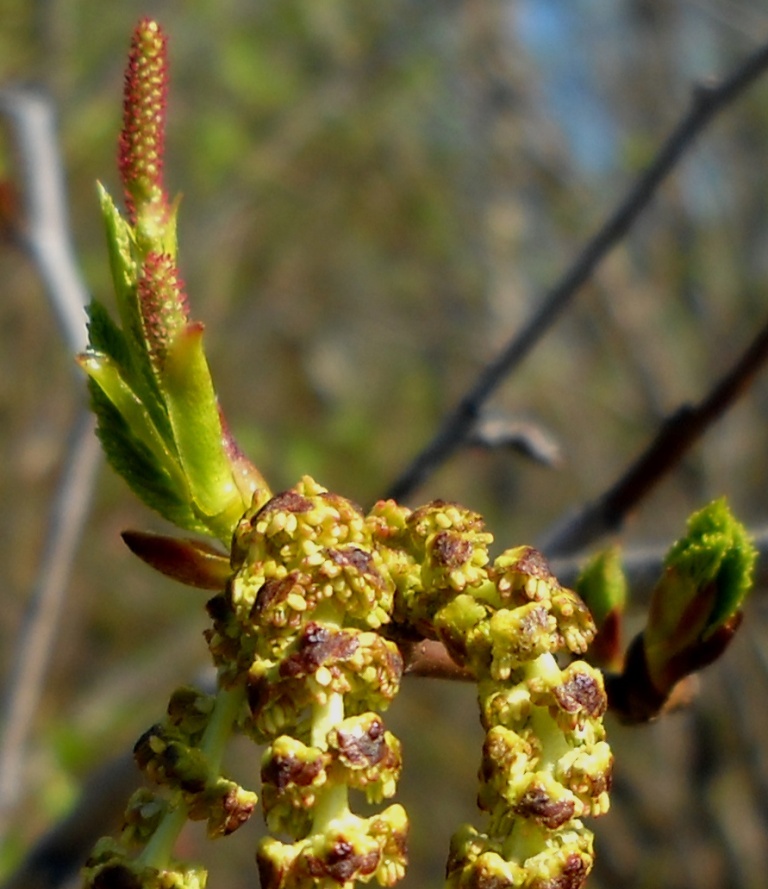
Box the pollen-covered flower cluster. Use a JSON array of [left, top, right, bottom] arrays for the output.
[[206, 476, 408, 889], [367, 501, 613, 889], [82, 473, 611, 889]]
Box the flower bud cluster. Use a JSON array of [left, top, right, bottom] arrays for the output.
[[208, 476, 408, 889], [82, 687, 256, 888], [368, 501, 612, 889]]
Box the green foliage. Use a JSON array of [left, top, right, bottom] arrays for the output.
[[644, 499, 756, 693], [79, 25, 269, 543], [575, 547, 628, 632], [662, 497, 755, 637]]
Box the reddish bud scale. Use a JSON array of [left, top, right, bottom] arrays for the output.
[[138, 251, 189, 367], [119, 18, 169, 221]]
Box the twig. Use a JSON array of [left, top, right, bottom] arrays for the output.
[[0, 89, 97, 837], [0, 413, 100, 839], [0, 88, 89, 353], [551, 527, 768, 601], [384, 37, 768, 503], [465, 414, 562, 468], [539, 309, 768, 557]]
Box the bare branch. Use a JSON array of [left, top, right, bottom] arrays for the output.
[[0, 88, 89, 353], [465, 414, 562, 468], [384, 37, 768, 503], [539, 310, 768, 557], [0, 89, 97, 838], [0, 412, 100, 839]]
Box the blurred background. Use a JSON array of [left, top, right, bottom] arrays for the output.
[[2, 1, 768, 887]]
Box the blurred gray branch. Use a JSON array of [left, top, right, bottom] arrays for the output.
[[0, 88, 89, 354], [539, 309, 768, 557], [0, 88, 98, 839], [465, 413, 562, 467]]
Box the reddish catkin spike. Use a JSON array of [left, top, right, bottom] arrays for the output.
[[138, 251, 190, 367], [118, 18, 169, 222]]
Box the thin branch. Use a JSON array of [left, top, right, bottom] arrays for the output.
[[384, 37, 768, 503], [0, 412, 100, 839], [0, 88, 89, 353], [465, 414, 563, 468], [539, 309, 768, 557], [551, 527, 768, 602], [0, 89, 97, 838]]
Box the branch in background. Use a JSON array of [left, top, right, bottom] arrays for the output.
[[465, 413, 562, 468], [0, 89, 97, 838], [384, 36, 768, 504], [0, 88, 89, 354], [552, 526, 768, 605], [0, 417, 100, 842], [539, 310, 768, 558]]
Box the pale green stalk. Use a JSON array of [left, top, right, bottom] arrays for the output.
[[137, 684, 245, 869], [308, 601, 352, 832]]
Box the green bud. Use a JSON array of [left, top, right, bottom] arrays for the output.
[[574, 547, 627, 670], [575, 547, 627, 630], [644, 498, 756, 692]]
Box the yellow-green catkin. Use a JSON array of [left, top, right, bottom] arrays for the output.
[[209, 477, 408, 889], [369, 501, 613, 889]]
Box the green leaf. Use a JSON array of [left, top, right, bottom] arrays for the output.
[[85, 299, 131, 369], [88, 383, 208, 534], [98, 183, 138, 328], [79, 351, 181, 477], [97, 184, 173, 438], [161, 323, 246, 538]]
